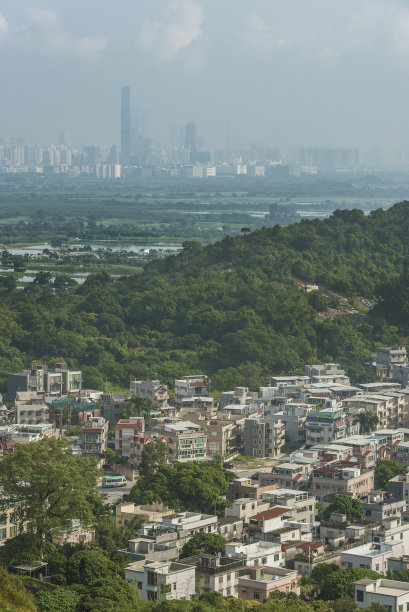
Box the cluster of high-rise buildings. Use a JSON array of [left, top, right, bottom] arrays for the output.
[[3, 86, 409, 179]]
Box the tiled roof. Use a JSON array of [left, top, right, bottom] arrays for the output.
[[250, 507, 289, 521]]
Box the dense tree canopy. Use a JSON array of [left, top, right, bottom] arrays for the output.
[[375, 459, 406, 490], [181, 533, 227, 558], [324, 495, 364, 521], [130, 462, 232, 516], [0, 202, 408, 391], [0, 439, 98, 556]]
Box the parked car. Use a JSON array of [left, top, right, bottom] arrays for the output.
[[250, 472, 259, 480], [223, 462, 234, 469]]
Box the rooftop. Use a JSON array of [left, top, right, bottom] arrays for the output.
[[250, 506, 290, 521]]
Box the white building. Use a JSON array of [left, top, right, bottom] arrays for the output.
[[125, 561, 196, 602], [225, 541, 285, 567], [355, 578, 409, 612]]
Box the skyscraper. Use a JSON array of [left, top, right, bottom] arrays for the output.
[[121, 86, 139, 164], [184, 121, 196, 152]]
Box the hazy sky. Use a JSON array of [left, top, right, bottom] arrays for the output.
[[1, 0, 408, 150]]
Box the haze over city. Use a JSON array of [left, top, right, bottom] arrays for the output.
[[1, 0, 409, 151]]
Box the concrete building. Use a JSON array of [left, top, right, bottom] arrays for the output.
[[114, 417, 145, 464], [271, 403, 311, 447], [341, 542, 404, 573], [361, 493, 406, 523], [238, 566, 300, 602], [99, 393, 126, 425], [309, 466, 374, 503], [225, 541, 285, 567], [388, 473, 409, 501], [261, 462, 311, 490], [130, 380, 169, 408], [174, 376, 209, 406], [304, 363, 350, 385], [125, 561, 196, 602], [116, 503, 174, 527], [220, 387, 257, 410], [7, 364, 81, 397], [355, 578, 409, 612], [342, 394, 409, 431], [81, 416, 108, 459], [225, 498, 270, 525], [393, 364, 409, 387], [376, 346, 407, 378], [163, 421, 207, 462], [227, 478, 277, 503], [306, 409, 358, 446], [244, 418, 285, 458], [261, 490, 316, 529], [15, 397, 49, 425], [193, 554, 243, 597]]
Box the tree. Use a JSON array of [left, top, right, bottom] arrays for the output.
[[320, 567, 382, 600], [66, 548, 120, 586], [130, 462, 231, 516], [375, 459, 406, 490], [104, 448, 122, 465], [354, 411, 379, 434], [181, 532, 227, 557], [0, 439, 98, 557], [324, 495, 363, 521], [139, 439, 168, 477], [34, 588, 80, 612], [95, 515, 146, 556], [311, 562, 338, 585]]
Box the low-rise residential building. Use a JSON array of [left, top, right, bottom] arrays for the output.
[[388, 473, 409, 501], [163, 421, 207, 462], [238, 566, 300, 603], [354, 578, 409, 612], [247, 507, 292, 542], [99, 393, 126, 425], [116, 503, 174, 527], [114, 417, 145, 464], [306, 409, 358, 446], [225, 498, 270, 525], [7, 364, 81, 397], [125, 561, 196, 602], [362, 492, 406, 523], [341, 541, 404, 574], [189, 554, 244, 597], [372, 517, 409, 555], [220, 387, 258, 410], [244, 418, 285, 458], [51, 521, 95, 546], [261, 490, 316, 529], [119, 537, 179, 564], [174, 376, 210, 406], [137, 512, 218, 552], [376, 346, 407, 378], [227, 478, 277, 503], [130, 380, 169, 408], [81, 416, 108, 459], [271, 403, 311, 447], [260, 462, 311, 490], [309, 466, 374, 503], [15, 400, 49, 425], [217, 516, 243, 542], [184, 414, 243, 459], [304, 363, 350, 385], [388, 556, 409, 573], [225, 540, 285, 567]]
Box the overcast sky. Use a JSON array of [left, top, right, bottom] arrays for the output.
[[1, 0, 408, 150]]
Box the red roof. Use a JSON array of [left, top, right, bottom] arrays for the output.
[[293, 474, 303, 481], [250, 507, 289, 521], [378, 445, 387, 451], [362, 450, 371, 457]]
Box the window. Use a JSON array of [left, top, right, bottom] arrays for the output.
[[262, 557, 267, 564], [274, 554, 280, 561], [399, 606, 403, 612], [137, 582, 142, 590], [356, 590, 364, 602], [254, 592, 260, 600], [147, 571, 157, 586]]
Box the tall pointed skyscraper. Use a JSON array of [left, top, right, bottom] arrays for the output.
[[121, 86, 139, 164]]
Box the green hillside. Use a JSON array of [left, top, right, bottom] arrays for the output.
[[1, 202, 408, 392]]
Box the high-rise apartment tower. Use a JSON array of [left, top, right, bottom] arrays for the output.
[[121, 86, 139, 164]]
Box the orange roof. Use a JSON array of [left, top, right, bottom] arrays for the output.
[[250, 507, 289, 521]]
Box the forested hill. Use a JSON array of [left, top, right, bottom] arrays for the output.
[[0, 202, 408, 392], [147, 201, 409, 297]]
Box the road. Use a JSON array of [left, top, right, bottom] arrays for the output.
[[97, 480, 134, 505]]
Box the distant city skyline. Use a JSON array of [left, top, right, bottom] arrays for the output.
[[1, 1, 409, 151]]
